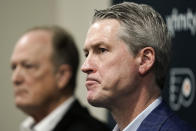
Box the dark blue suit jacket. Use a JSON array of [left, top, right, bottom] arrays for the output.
[[53, 99, 110, 131], [137, 101, 195, 131]]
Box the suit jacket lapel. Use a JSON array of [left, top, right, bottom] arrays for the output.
[[52, 99, 89, 131], [137, 101, 174, 131]]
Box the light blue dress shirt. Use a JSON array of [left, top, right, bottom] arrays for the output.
[[113, 97, 162, 131]]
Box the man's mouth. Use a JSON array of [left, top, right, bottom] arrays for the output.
[[85, 77, 100, 88]]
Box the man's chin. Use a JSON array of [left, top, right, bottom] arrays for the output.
[[15, 102, 37, 115], [87, 92, 109, 108], [15, 102, 28, 110], [15, 100, 25, 108], [87, 98, 105, 108], [15, 100, 32, 111]]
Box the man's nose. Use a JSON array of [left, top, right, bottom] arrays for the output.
[[81, 56, 96, 74], [12, 66, 24, 86]]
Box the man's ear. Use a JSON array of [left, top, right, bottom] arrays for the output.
[[56, 64, 72, 90], [138, 47, 155, 75]]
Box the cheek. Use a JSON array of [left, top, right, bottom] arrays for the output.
[[99, 58, 125, 88], [99, 55, 137, 90], [26, 79, 57, 107], [26, 72, 56, 98]]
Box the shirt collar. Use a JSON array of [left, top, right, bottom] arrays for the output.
[[113, 97, 162, 131], [20, 96, 75, 131]]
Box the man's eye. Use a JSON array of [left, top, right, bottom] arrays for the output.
[[98, 48, 107, 53], [11, 64, 16, 71], [24, 64, 33, 69], [23, 63, 36, 69], [84, 52, 89, 57]]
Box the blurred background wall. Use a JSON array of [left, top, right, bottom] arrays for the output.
[[0, 0, 110, 131]]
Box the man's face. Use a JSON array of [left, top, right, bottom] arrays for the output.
[[81, 19, 140, 108], [10, 30, 58, 112]]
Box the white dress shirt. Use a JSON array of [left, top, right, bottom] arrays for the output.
[[113, 97, 162, 131], [20, 96, 75, 131]]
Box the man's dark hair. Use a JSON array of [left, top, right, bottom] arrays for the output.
[[26, 26, 80, 92]]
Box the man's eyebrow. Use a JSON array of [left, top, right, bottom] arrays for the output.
[[83, 41, 107, 51]]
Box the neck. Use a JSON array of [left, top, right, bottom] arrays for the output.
[[110, 75, 160, 131], [24, 94, 72, 124]]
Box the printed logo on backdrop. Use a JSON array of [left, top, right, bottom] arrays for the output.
[[166, 8, 196, 37], [166, 8, 196, 111], [169, 68, 195, 111]]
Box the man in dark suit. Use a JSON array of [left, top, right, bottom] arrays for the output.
[[10, 26, 110, 131], [137, 101, 195, 131], [81, 2, 195, 131]]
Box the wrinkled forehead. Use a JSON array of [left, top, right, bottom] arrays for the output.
[[11, 30, 53, 62], [18, 30, 53, 46], [84, 19, 121, 48]]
